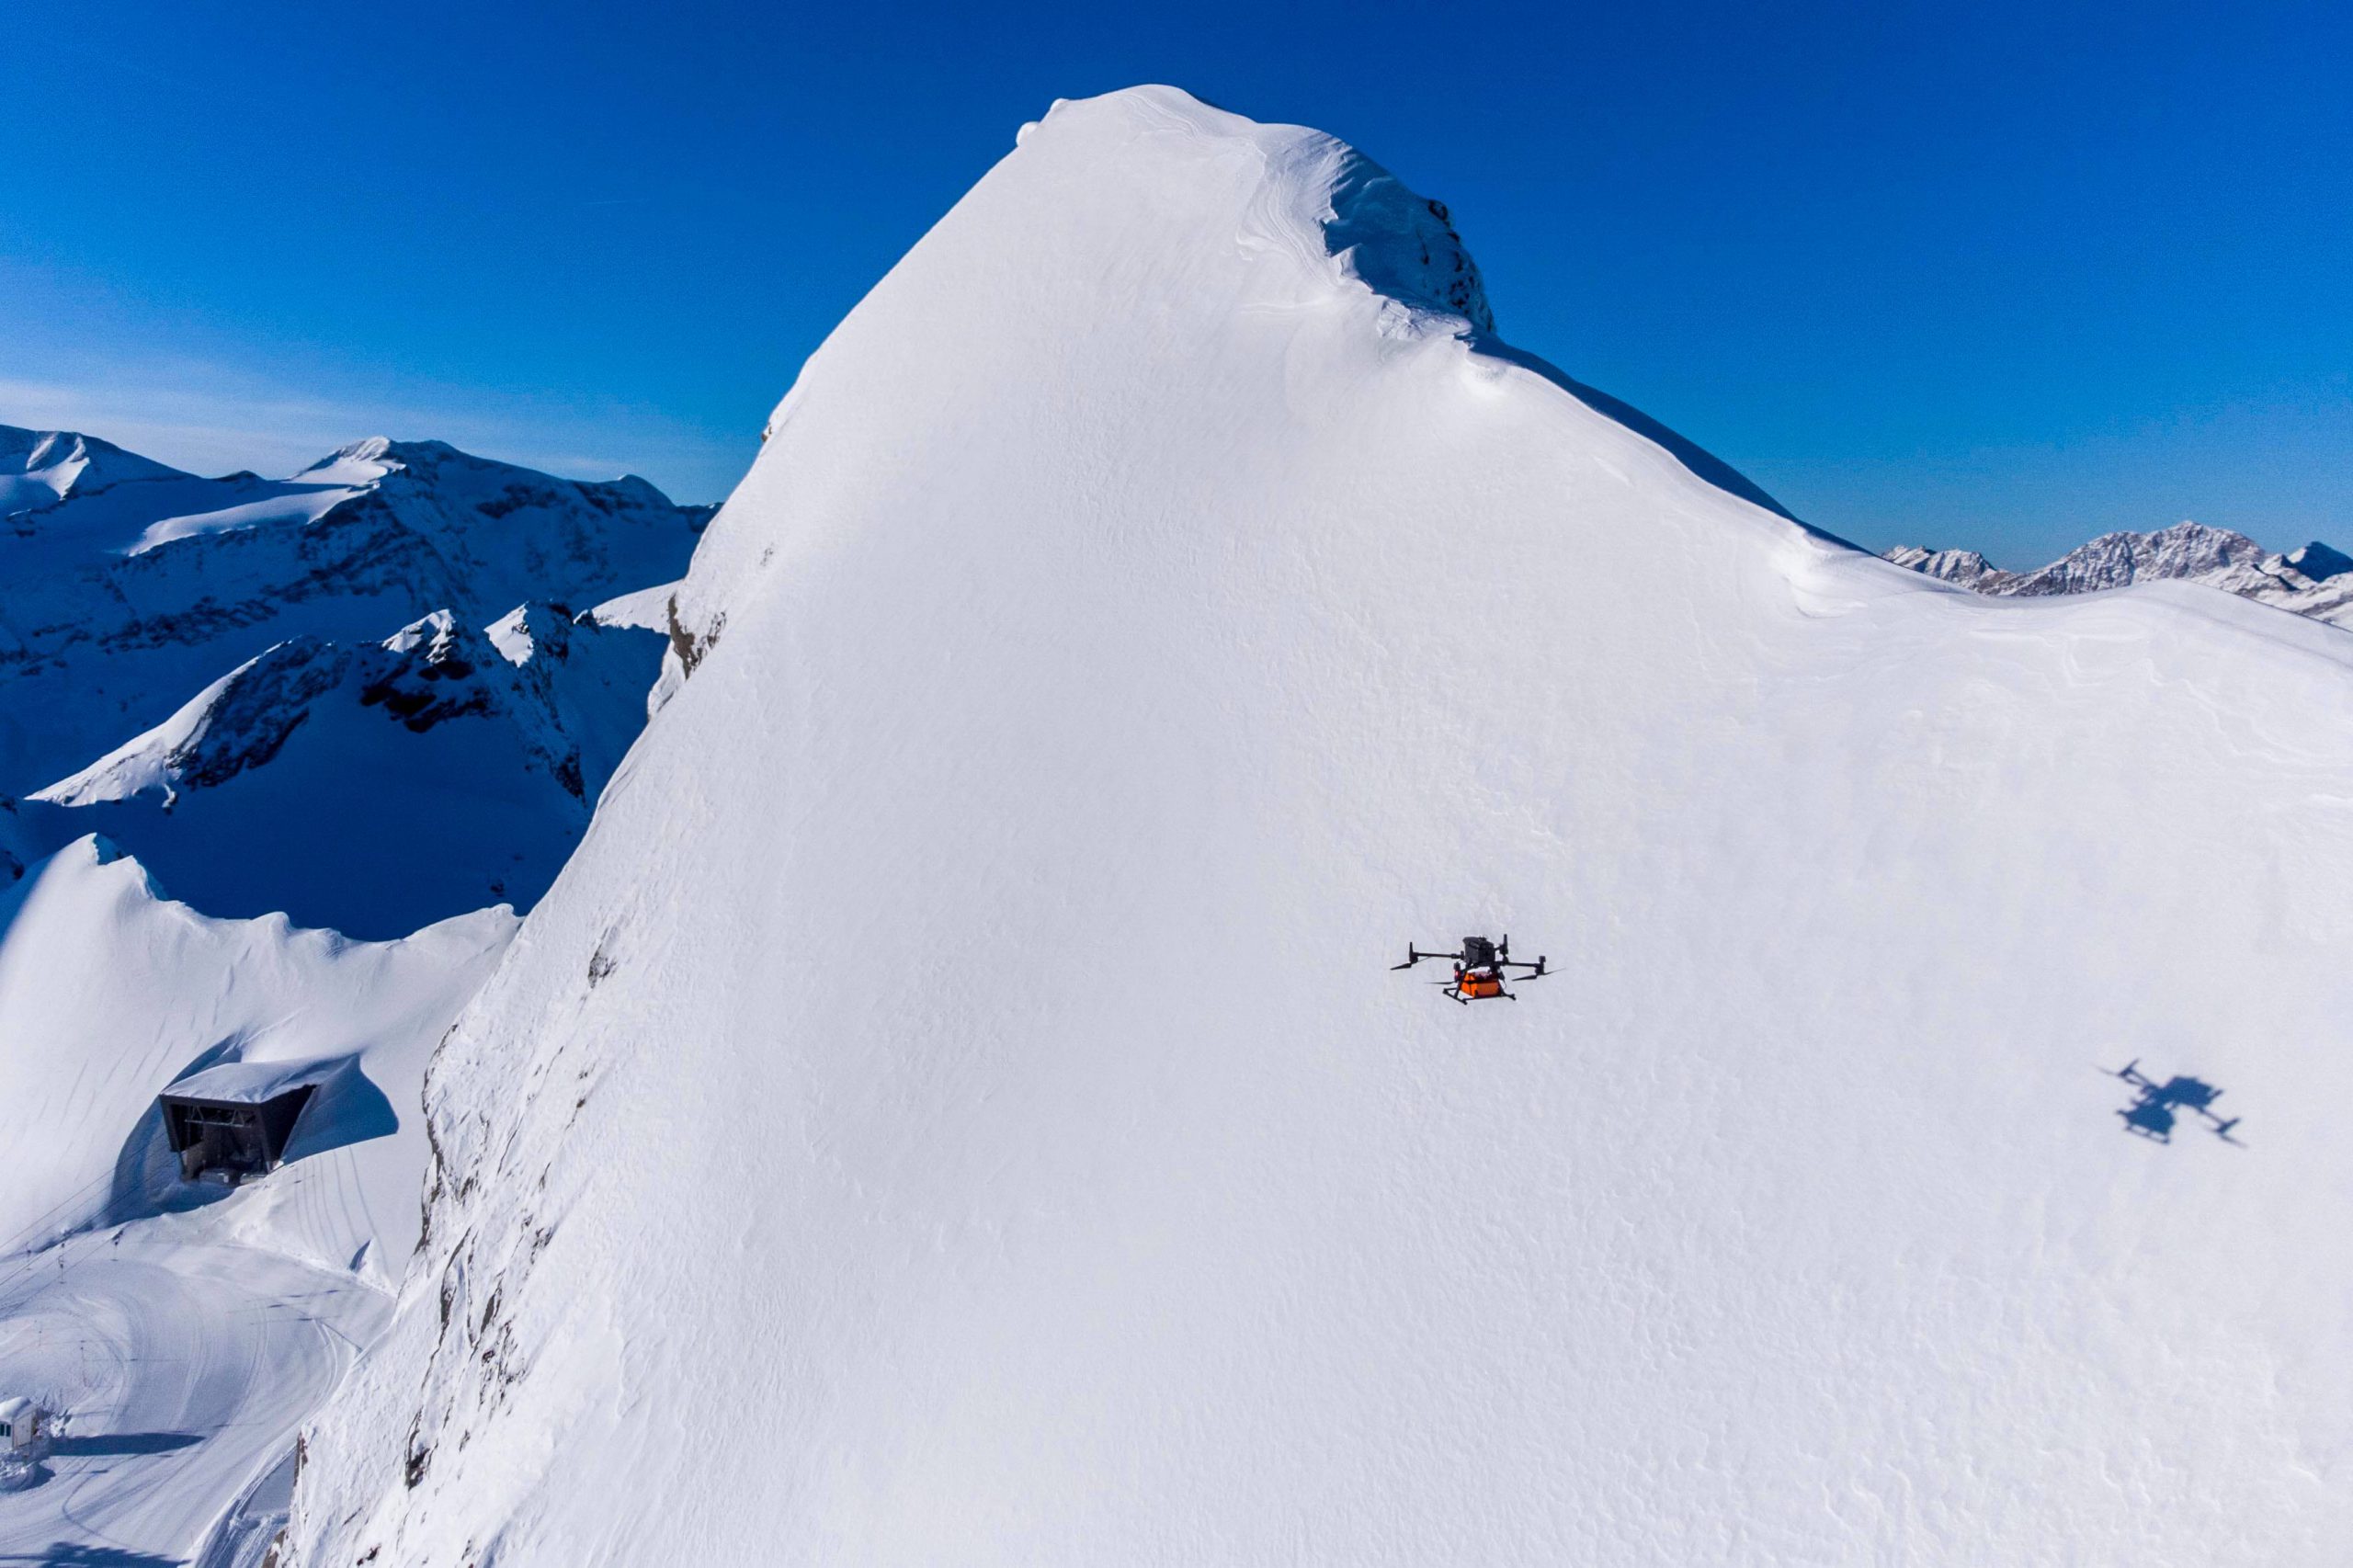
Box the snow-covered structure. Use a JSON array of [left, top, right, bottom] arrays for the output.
[[0, 1398, 46, 1454], [274, 85, 2353, 1567], [159, 1058, 340, 1184]]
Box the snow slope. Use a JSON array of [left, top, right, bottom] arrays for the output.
[[1888, 520, 2353, 628], [0, 1233, 389, 1567], [290, 87, 2353, 1565]]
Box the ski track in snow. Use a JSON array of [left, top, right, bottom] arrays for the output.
[[0, 1228, 385, 1566]]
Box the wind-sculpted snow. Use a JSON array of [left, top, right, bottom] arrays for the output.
[[290, 86, 2353, 1566]]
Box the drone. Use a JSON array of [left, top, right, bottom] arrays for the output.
[[1392, 935, 1549, 1004], [2107, 1060, 2243, 1145]]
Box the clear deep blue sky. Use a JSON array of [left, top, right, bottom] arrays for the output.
[[5, 0, 2346, 565]]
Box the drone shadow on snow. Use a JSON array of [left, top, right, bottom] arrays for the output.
[[2103, 1060, 2245, 1149]]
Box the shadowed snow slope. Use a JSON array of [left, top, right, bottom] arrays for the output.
[[290, 87, 2353, 1565], [17, 601, 666, 936]]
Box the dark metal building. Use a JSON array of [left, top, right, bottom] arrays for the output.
[[157, 1060, 332, 1185]]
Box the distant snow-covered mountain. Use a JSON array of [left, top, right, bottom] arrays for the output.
[[0, 426, 188, 516], [0, 427, 706, 932], [1885, 520, 2353, 627], [0, 428, 709, 797], [17, 594, 667, 936]]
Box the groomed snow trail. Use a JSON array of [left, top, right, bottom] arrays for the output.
[[0, 1230, 385, 1565], [289, 87, 2353, 1566]]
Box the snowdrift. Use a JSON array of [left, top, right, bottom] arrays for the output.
[[291, 87, 2353, 1565]]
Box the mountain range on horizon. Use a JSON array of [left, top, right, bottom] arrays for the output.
[[1885, 520, 2353, 627]]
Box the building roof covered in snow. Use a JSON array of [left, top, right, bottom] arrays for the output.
[[163, 1055, 347, 1106]]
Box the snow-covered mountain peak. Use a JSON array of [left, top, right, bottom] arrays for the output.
[[281, 87, 2353, 1566], [1051, 86, 1495, 335], [2029, 518, 2266, 594], [295, 436, 402, 485], [674, 84, 1758, 661], [381, 607, 462, 656], [485, 601, 576, 667], [0, 425, 190, 517], [2287, 540, 2353, 580]]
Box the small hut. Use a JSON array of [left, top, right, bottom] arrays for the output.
[[157, 1059, 335, 1186], [0, 1397, 47, 1453]]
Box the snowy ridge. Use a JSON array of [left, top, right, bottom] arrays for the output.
[[284, 86, 2353, 1566], [1887, 519, 2353, 628]]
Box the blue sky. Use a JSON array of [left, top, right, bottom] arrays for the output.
[[5, 0, 2345, 565]]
